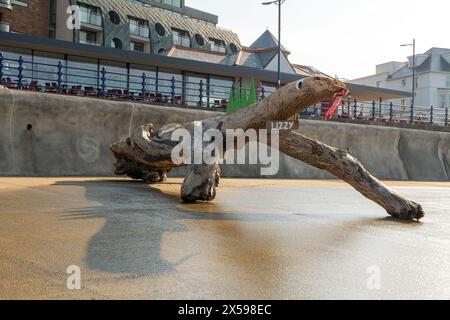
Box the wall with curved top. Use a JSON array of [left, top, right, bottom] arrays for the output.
[[0, 89, 449, 181]]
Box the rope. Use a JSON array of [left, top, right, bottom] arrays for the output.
[[325, 90, 349, 121]]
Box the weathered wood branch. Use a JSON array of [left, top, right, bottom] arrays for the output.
[[111, 76, 426, 221], [111, 77, 347, 169], [276, 131, 425, 220]]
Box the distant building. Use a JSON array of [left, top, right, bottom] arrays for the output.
[[292, 64, 332, 78], [0, 0, 408, 107], [350, 48, 450, 109]]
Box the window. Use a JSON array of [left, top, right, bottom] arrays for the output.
[[195, 34, 205, 47], [79, 30, 97, 45], [129, 17, 149, 38], [260, 82, 277, 98], [446, 76, 450, 88], [129, 64, 156, 93], [48, 0, 57, 38], [33, 51, 65, 85], [108, 11, 121, 25], [438, 91, 450, 108], [162, 0, 182, 8], [67, 56, 98, 88], [0, 47, 33, 84], [209, 76, 234, 107], [158, 69, 182, 101], [131, 41, 144, 52], [230, 43, 239, 54], [376, 81, 381, 88], [401, 79, 406, 87], [209, 38, 226, 53], [111, 38, 123, 49], [184, 73, 207, 106], [415, 77, 419, 89], [100, 60, 127, 90], [79, 4, 102, 26], [155, 23, 166, 36], [172, 28, 190, 47]]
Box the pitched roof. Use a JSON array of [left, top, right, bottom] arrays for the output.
[[78, 0, 241, 47], [390, 47, 450, 79], [292, 64, 332, 78], [249, 30, 290, 54]]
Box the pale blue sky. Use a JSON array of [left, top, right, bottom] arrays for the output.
[[187, 0, 449, 79]]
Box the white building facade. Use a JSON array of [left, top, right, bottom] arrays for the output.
[[350, 48, 450, 110]]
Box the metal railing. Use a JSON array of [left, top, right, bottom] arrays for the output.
[[0, 53, 448, 128], [79, 39, 101, 46], [80, 11, 102, 27], [0, 53, 266, 109], [301, 98, 449, 128], [130, 24, 150, 38], [173, 34, 191, 47], [210, 44, 226, 53]]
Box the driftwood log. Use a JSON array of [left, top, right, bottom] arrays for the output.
[[111, 77, 425, 221]]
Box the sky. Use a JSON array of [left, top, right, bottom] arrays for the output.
[[187, 0, 450, 80]]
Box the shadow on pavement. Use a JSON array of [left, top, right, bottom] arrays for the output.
[[54, 179, 421, 279]]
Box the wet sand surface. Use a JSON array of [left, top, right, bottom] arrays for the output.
[[0, 177, 449, 300]]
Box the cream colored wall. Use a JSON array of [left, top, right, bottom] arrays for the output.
[[55, 0, 74, 42]]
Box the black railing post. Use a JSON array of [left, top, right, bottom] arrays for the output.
[[141, 72, 146, 100], [347, 97, 351, 116], [17, 56, 24, 89], [389, 102, 393, 122], [410, 103, 414, 124], [379, 98, 382, 120], [353, 98, 357, 119], [446, 107, 449, 127], [372, 100, 376, 121], [171, 76, 175, 104], [198, 80, 204, 107], [100, 67, 106, 97], [57, 61, 63, 94], [430, 106, 434, 125], [0, 53, 3, 85]]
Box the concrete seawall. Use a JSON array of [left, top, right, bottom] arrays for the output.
[[1, 90, 449, 181]]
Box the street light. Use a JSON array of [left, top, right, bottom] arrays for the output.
[[401, 39, 416, 112], [262, 0, 286, 88]]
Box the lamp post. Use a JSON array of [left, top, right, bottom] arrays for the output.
[[401, 39, 416, 110], [262, 0, 286, 88]]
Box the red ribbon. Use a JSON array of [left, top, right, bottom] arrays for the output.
[[325, 90, 349, 121]]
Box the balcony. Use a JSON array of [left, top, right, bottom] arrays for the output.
[[210, 44, 226, 54], [130, 24, 150, 39], [0, 0, 12, 12], [80, 11, 102, 27], [0, 22, 9, 32], [173, 34, 191, 48], [79, 39, 101, 46]]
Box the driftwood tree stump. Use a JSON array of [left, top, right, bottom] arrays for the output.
[[111, 77, 425, 221]]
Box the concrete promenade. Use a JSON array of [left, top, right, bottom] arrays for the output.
[[1, 178, 449, 299], [1, 89, 450, 181]]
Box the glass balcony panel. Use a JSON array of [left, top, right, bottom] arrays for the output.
[[173, 34, 191, 47], [80, 11, 102, 26], [130, 24, 149, 38]]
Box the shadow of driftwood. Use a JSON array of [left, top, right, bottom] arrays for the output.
[[56, 180, 306, 277], [54, 179, 422, 279]]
